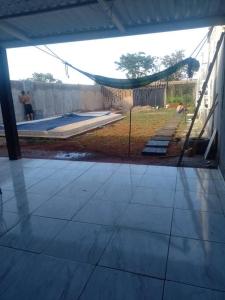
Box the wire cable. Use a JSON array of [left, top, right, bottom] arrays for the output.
[[32, 30, 209, 82], [193, 37, 208, 58], [189, 32, 208, 58]]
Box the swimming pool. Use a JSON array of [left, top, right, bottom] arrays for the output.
[[19, 114, 96, 131], [0, 111, 123, 139], [0, 112, 110, 131]]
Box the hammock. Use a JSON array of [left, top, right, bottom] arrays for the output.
[[66, 57, 199, 89]]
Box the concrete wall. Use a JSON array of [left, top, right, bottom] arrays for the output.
[[0, 80, 104, 122]]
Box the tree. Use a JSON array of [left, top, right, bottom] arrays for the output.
[[161, 50, 186, 81], [28, 72, 62, 83], [115, 52, 157, 79]]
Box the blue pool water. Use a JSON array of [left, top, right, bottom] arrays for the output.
[[0, 114, 96, 131]]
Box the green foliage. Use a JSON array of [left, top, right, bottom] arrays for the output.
[[27, 72, 62, 83], [114, 50, 192, 81], [161, 50, 186, 81], [115, 52, 157, 79], [167, 95, 193, 104]]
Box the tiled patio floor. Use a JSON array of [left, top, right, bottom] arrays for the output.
[[1, 157, 225, 300]]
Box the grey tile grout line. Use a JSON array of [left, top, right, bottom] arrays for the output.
[[1, 241, 225, 296], [215, 184, 225, 217], [0, 175, 52, 197], [2, 182, 225, 242], [1, 166, 225, 288], [0, 214, 69, 254], [76, 224, 119, 300], [0, 213, 26, 239], [69, 164, 123, 220], [129, 201, 224, 214], [161, 170, 178, 300], [110, 261, 225, 294], [77, 220, 125, 299], [0, 162, 71, 198], [23, 162, 97, 200], [76, 264, 97, 300], [0, 164, 121, 248], [0, 243, 42, 255], [2, 166, 225, 276], [80, 167, 174, 298], [3, 202, 225, 246], [3, 210, 225, 250], [29, 186, 224, 218], [3, 164, 122, 262], [83, 263, 225, 294], [162, 278, 225, 294]]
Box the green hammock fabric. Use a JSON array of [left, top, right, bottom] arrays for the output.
[[68, 57, 199, 89]]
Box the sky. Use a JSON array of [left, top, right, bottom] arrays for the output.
[[6, 27, 208, 85]]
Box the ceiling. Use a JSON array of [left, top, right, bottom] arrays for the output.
[[0, 0, 224, 48]]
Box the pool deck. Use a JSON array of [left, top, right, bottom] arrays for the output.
[[1, 157, 225, 299], [0, 113, 124, 139]]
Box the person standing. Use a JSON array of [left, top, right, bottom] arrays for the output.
[[19, 90, 34, 121]]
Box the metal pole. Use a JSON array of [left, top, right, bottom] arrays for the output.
[[177, 32, 225, 166], [0, 48, 21, 160], [128, 106, 133, 156], [184, 79, 188, 124]]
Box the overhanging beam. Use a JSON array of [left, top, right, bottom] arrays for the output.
[[0, 21, 30, 43], [0, 48, 21, 160], [97, 0, 125, 32], [0, 1, 100, 20], [1, 15, 224, 48]]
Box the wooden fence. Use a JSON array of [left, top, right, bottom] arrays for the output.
[[101, 83, 166, 109]]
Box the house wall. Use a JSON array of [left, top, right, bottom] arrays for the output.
[[218, 38, 225, 178], [196, 26, 225, 177], [197, 27, 225, 134], [0, 81, 105, 122]]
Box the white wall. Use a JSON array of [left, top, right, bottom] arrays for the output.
[[0, 81, 105, 122], [196, 26, 225, 177], [197, 26, 225, 135]]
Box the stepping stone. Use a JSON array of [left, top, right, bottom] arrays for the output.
[[165, 126, 177, 130], [156, 129, 174, 135], [142, 115, 181, 156], [146, 140, 170, 147], [155, 132, 174, 137], [142, 147, 167, 156], [152, 136, 171, 141]]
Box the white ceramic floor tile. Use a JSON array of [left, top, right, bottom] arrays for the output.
[[3, 192, 51, 216], [174, 190, 223, 213], [131, 186, 175, 208], [118, 204, 173, 234], [33, 195, 88, 220], [172, 209, 225, 243]]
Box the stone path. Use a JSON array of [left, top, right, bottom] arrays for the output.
[[142, 115, 182, 156]]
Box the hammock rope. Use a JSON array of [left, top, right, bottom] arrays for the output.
[[66, 57, 199, 89], [35, 43, 200, 90]]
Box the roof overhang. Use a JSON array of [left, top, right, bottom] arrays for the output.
[[0, 0, 225, 48]]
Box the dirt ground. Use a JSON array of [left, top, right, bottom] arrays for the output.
[[0, 108, 183, 165]]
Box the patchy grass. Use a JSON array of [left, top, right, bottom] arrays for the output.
[[19, 108, 176, 158]]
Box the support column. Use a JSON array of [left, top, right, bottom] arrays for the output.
[[0, 47, 21, 160]]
